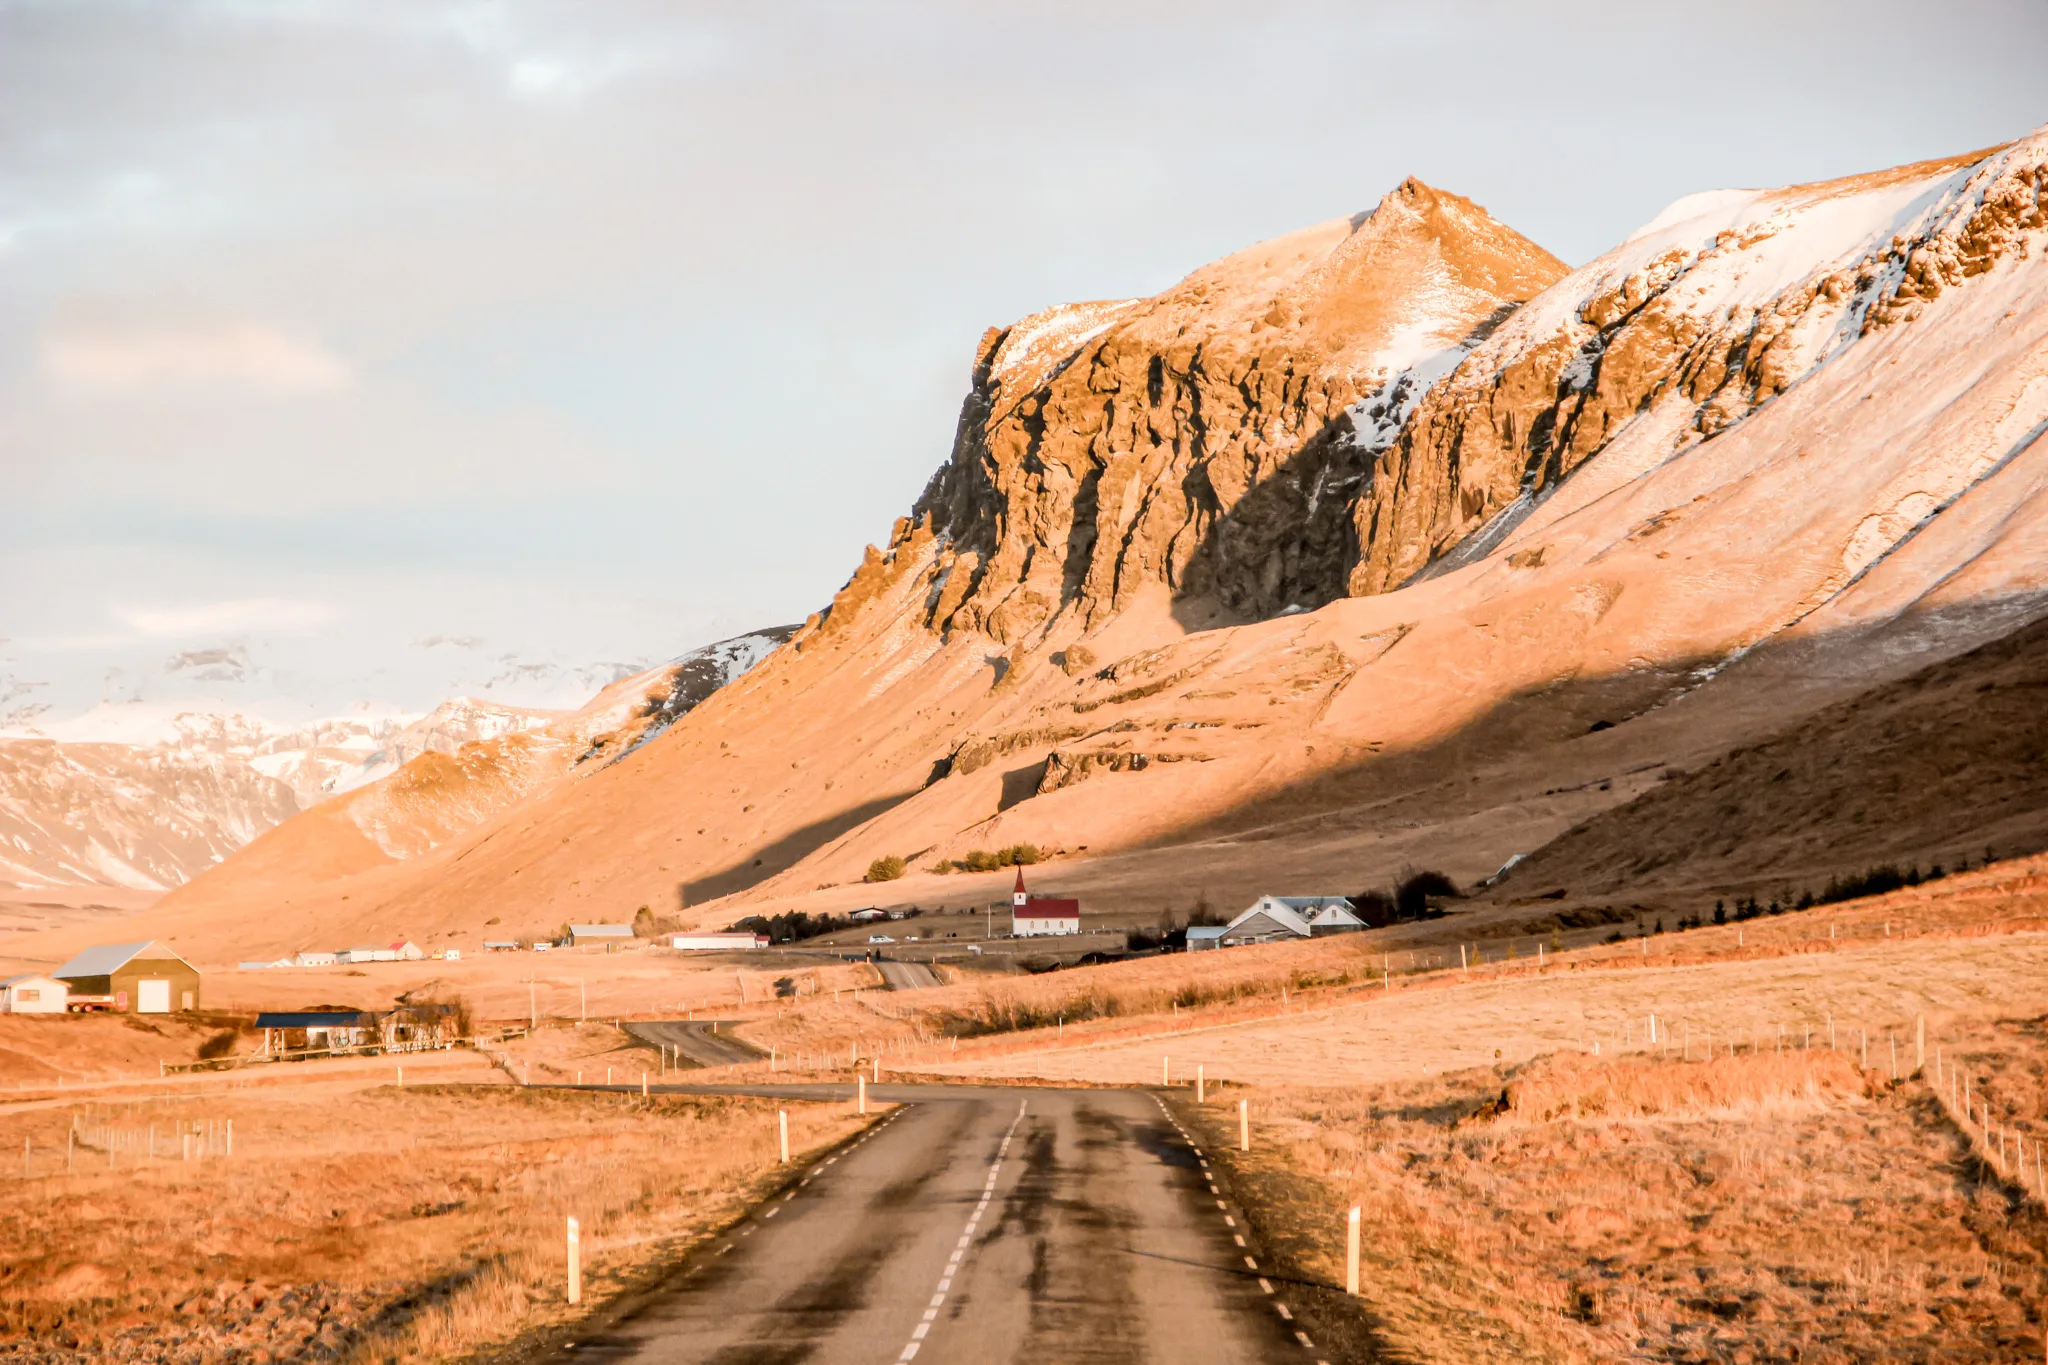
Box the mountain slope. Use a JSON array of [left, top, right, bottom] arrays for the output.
[[48, 132, 2048, 965], [1486, 611, 2048, 906]]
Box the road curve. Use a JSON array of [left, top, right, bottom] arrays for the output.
[[621, 1020, 765, 1069], [553, 1083, 1340, 1364], [875, 959, 943, 990]]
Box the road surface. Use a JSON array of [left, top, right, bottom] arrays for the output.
[[553, 1084, 1350, 1364], [621, 1020, 765, 1069], [875, 959, 944, 990]]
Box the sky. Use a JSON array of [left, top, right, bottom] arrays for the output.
[[3, 0, 2044, 728]]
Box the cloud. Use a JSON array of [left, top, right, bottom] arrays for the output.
[[117, 598, 335, 636], [42, 318, 353, 397]]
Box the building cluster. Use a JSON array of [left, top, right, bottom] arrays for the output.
[[251, 1002, 458, 1055], [240, 940, 438, 970], [1, 941, 202, 1014], [1186, 895, 1367, 950]]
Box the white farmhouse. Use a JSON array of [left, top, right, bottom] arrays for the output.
[[1217, 895, 1365, 947], [0, 974, 67, 1014]]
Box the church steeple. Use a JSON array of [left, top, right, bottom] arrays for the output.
[[1012, 867, 1028, 909]]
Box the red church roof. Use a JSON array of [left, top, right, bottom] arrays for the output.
[[1021, 896, 1080, 919]]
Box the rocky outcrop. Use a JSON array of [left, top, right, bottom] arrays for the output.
[[900, 179, 1568, 640]]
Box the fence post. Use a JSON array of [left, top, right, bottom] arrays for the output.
[[779, 1110, 790, 1163], [567, 1216, 581, 1304], [1346, 1206, 1361, 1295], [1915, 1014, 1925, 1075], [1239, 1099, 1249, 1152]]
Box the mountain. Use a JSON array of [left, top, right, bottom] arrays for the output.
[[33, 130, 2048, 965], [0, 704, 547, 898], [0, 630, 791, 910]]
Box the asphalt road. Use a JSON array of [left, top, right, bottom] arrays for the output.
[[621, 1020, 765, 1069], [874, 960, 944, 990], [557, 1084, 1338, 1364]]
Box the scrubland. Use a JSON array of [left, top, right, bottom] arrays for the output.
[[0, 1079, 872, 1363]]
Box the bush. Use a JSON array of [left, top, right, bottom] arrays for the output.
[[196, 1029, 239, 1061], [951, 845, 1039, 872], [728, 911, 856, 945], [632, 904, 680, 938], [1395, 869, 1460, 920], [865, 855, 907, 883]]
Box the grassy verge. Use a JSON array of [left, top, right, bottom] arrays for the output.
[[0, 1082, 875, 1363], [1174, 1038, 2048, 1364]]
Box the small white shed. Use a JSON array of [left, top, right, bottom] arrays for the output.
[[0, 974, 68, 1014]]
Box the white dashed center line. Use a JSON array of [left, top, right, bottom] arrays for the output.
[[897, 1099, 1026, 1362]]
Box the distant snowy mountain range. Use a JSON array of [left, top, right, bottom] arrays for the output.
[[0, 629, 793, 896]]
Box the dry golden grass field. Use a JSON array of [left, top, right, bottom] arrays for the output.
[[0, 1076, 874, 1364], [1173, 1038, 2048, 1364]]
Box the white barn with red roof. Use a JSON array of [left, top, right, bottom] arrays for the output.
[[1009, 868, 1081, 937]]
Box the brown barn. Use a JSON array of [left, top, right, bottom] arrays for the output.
[[52, 941, 202, 1014]]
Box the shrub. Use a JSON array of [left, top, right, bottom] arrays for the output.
[[864, 855, 907, 883], [632, 904, 678, 938], [196, 1029, 239, 1061], [728, 911, 856, 945], [1395, 869, 1460, 920]]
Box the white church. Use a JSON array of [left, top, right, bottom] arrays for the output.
[[1009, 868, 1081, 936]]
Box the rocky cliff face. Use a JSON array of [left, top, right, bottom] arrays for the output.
[[854, 140, 2048, 650], [904, 180, 1568, 639]]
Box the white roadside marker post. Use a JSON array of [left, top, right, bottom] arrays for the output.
[[873, 1056, 880, 1084], [1163, 1056, 1170, 1087], [1346, 1206, 1361, 1296], [779, 1110, 790, 1164], [1197, 1065, 1205, 1104], [859, 1073, 867, 1116], [1239, 1099, 1249, 1152], [566, 1217, 581, 1304], [641, 1072, 648, 1096]]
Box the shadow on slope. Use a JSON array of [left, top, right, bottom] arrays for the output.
[[1084, 595, 2048, 920], [682, 790, 918, 907], [1491, 607, 2048, 905]]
